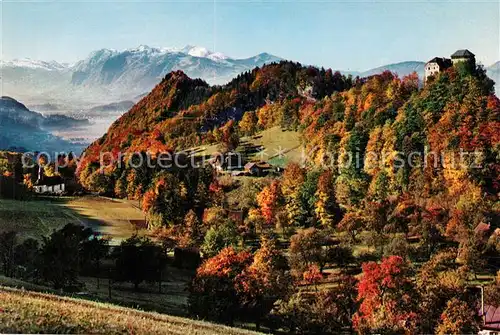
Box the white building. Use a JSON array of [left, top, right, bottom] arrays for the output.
[[424, 57, 452, 83], [33, 176, 66, 195], [424, 49, 476, 84]]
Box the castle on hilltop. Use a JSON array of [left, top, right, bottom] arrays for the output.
[[424, 49, 475, 83]]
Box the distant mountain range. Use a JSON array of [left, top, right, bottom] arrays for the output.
[[1, 46, 499, 106], [0, 96, 87, 153], [88, 100, 135, 113], [348, 61, 426, 78], [0, 45, 282, 105], [487, 61, 500, 94]]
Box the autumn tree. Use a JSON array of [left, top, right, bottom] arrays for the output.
[[311, 275, 358, 333], [368, 169, 390, 201], [315, 169, 342, 227], [363, 200, 392, 233], [188, 247, 253, 325], [256, 180, 281, 226], [272, 275, 357, 333], [244, 208, 265, 236], [281, 163, 305, 227], [235, 236, 290, 329], [485, 271, 500, 306], [289, 228, 331, 277], [145, 172, 184, 228], [219, 120, 240, 152], [208, 179, 225, 207], [416, 249, 469, 333], [337, 211, 365, 243], [302, 264, 323, 288], [78, 164, 114, 195], [335, 167, 369, 209], [239, 111, 258, 136], [409, 204, 444, 260], [353, 256, 418, 334], [436, 298, 480, 335], [178, 210, 204, 248], [445, 187, 490, 278]]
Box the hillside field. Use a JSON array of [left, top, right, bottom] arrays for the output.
[[192, 126, 303, 167], [0, 286, 261, 335], [0, 196, 144, 244]]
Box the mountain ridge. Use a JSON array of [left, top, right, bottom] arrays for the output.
[[2, 47, 499, 104], [1, 45, 282, 104], [0, 96, 87, 153]]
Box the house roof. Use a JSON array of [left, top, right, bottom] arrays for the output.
[[245, 162, 257, 170], [451, 49, 475, 58], [475, 222, 491, 234], [244, 161, 272, 170], [426, 57, 452, 68], [481, 305, 500, 330], [256, 162, 272, 169]]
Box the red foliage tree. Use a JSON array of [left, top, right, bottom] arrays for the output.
[[188, 247, 252, 325], [353, 256, 418, 334]]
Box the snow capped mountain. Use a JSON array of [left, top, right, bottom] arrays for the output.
[[0, 45, 282, 104], [181, 45, 228, 61], [1, 58, 68, 71], [2, 45, 499, 105], [67, 45, 282, 99]]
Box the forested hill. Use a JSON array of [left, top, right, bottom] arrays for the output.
[[9, 59, 500, 335], [78, 60, 499, 203], [80, 62, 353, 162]]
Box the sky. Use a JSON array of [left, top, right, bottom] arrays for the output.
[[1, 0, 499, 71]]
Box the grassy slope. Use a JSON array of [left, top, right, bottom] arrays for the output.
[[0, 286, 261, 335], [0, 196, 144, 244], [0, 196, 189, 316], [192, 126, 303, 167], [0, 198, 73, 239], [61, 196, 145, 244]]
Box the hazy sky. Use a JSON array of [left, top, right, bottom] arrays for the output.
[[2, 0, 499, 71]]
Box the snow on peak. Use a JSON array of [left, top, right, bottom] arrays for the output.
[[83, 44, 231, 62], [127, 45, 164, 55], [0, 58, 67, 71], [181, 45, 229, 61], [112, 44, 230, 61], [132, 45, 153, 52], [87, 48, 117, 61], [184, 45, 210, 57]]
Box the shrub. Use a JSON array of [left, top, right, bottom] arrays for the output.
[[201, 219, 240, 258]]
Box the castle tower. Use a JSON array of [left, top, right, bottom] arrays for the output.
[[450, 49, 475, 66]]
